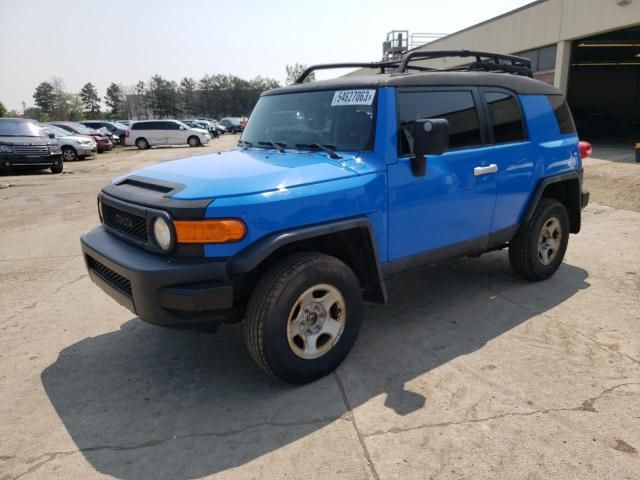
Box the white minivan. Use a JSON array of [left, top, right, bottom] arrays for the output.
[[126, 120, 211, 149]]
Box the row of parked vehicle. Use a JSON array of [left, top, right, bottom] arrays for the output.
[[0, 115, 246, 175]]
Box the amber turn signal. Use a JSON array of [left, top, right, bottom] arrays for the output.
[[173, 219, 246, 243]]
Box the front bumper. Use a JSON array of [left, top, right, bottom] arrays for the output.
[[81, 226, 234, 327], [77, 146, 97, 156], [97, 141, 113, 152], [1, 153, 62, 168]]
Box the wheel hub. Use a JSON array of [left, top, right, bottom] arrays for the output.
[[287, 284, 346, 359], [537, 216, 562, 266]]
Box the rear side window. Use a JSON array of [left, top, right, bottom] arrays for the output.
[[397, 90, 482, 154], [547, 95, 576, 134], [131, 123, 146, 130], [484, 92, 525, 143]]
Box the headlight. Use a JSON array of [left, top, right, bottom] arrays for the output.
[[0, 145, 13, 153], [152, 216, 172, 251], [49, 145, 61, 153]]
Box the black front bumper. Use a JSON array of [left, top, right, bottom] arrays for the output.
[[81, 226, 234, 327], [1, 153, 62, 168]]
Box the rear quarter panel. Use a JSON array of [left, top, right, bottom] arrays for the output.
[[492, 94, 580, 232]]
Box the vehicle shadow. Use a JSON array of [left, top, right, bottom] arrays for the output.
[[41, 251, 589, 479]]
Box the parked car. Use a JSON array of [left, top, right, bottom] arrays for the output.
[[183, 119, 219, 138], [115, 120, 131, 127], [0, 118, 63, 174], [43, 124, 97, 161], [80, 120, 128, 145], [209, 120, 227, 135], [81, 50, 590, 384], [218, 117, 243, 134], [47, 121, 113, 153], [125, 120, 211, 149]]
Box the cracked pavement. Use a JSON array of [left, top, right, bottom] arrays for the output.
[[1, 141, 639, 479]]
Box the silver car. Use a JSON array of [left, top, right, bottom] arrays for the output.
[[44, 125, 97, 161]]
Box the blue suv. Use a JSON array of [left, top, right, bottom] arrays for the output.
[[81, 51, 589, 384]]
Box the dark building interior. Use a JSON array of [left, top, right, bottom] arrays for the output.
[[568, 25, 640, 141]]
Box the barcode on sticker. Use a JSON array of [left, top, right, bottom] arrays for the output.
[[331, 90, 376, 106]]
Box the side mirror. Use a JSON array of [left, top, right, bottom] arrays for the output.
[[48, 133, 55, 139], [407, 118, 450, 176]]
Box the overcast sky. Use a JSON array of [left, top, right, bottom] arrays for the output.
[[0, 0, 533, 111]]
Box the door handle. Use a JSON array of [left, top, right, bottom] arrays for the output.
[[474, 164, 498, 176]]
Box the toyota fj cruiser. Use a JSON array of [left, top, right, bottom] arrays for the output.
[[81, 51, 590, 384]]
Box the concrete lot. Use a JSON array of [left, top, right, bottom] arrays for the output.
[[1, 138, 639, 479]]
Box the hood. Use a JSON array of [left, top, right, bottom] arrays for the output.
[[116, 148, 374, 200], [0, 136, 57, 146], [60, 134, 95, 144]]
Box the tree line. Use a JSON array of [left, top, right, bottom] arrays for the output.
[[1, 64, 315, 122]]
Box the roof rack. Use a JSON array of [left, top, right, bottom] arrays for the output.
[[398, 50, 533, 77], [294, 61, 449, 84], [295, 50, 533, 84], [295, 62, 399, 84]]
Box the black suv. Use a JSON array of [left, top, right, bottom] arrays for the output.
[[0, 118, 63, 174]]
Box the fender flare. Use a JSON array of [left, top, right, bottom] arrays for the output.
[[522, 169, 582, 233], [229, 217, 388, 303]]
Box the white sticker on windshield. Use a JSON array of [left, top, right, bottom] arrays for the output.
[[331, 90, 376, 106]]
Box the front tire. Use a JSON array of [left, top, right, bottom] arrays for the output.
[[509, 199, 569, 280], [244, 252, 363, 384], [188, 136, 201, 147], [50, 159, 63, 174], [135, 138, 149, 150], [61, 146, 77, 162]]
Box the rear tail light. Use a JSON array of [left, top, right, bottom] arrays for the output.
[[126, 129, 130, 138], [579, 141, 592, 160]]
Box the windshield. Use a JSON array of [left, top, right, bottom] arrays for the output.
[[241, 89, 376, 152], [44, 125, 71, 137], [0, 119, 47, 137], [57, 123, 94, 134]]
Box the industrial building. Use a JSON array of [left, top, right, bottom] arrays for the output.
[[373, 0, 640, 142]]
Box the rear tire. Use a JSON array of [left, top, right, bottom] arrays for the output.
[[509, 199, 569, 280], [135, 138, 149, 150], [244, 252, 363, 384], [188, 136, 201, 147]]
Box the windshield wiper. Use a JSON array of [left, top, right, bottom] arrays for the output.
[[294, 143, 342, 160], [238, 139, 253, 149], [257, 141, 287, 153]]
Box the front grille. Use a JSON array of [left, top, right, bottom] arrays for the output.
[[102, 203, 147, 240], [13, 144, 49, 155], [87, 256, 132, 296]]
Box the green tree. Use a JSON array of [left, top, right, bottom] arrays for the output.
[[50, 77, 70, 120], [0, 101, 7, 117], [179, 77, 198, 116], [105, 83, 123, 117], [67, 94, 84, 121], [33, 81, 55, 114], [148, 75, 179, 118], [134, 81, 147, 119], [79, 82, 101, 118], [286, 63, 314, 85]]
